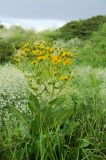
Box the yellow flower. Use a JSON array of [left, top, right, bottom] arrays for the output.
[[52, 69, 57, 76], [37, 55, 47, 61], [70, 52, 74, 57], [32, 50, 37, 54], [23, 48, 30, 52], [52, 56, 61, 64], [14, 57, 20, 62], [63, 59, 72, 65], [49, 48, 54, 53], [19, 51, 25, 56], [59, 75, 70, 81], [62, 51, 70, 57], [31, 61, 36, 65]]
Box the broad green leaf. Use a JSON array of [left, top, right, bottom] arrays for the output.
[[64, 121, 80, 136], [49, 97, 65, 106], [31, 114, 40, 136], [28, 93, 41, 113], [52, 108, 71, 127], [31, 106, 53, 136]]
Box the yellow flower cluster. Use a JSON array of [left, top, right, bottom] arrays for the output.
[[14, 41, 76, 82], [52, 55, 61, 64], [15, 42, 75, 62]]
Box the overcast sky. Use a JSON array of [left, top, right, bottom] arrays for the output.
[[0, 0, 106, 30]]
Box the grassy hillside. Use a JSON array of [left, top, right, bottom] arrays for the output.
[[77, 23, 106, 67], [57, 15, 106, 40]]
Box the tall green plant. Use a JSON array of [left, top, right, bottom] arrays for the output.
[[8, 92, 79, 160]]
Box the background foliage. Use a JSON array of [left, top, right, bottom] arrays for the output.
[[0, 15, 106, 160]]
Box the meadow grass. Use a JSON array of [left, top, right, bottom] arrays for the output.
[[0, 23, 106, 160], [0, 64, 106, 160]]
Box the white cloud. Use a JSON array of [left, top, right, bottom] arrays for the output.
[[1, 17, 66, 31]]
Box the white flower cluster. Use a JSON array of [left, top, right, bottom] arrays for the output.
[[95, 68, 106, 100], [0, 64, 29, 119], [72, 66, 106, 102]]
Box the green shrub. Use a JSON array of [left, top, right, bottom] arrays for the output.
[[78, 23, 106, 67], [57, 15, 106, 40], [53, 38, 83, 50], [0, 40, 14, 63], [1, 66, 106, 160], [0, 64, 29, 127], [0, 26, 39, 51]]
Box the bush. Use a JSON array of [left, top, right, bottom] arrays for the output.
[[53, 38, 83, 50], [0, 26, 39, 52], [0, 40, 14, 63], [57, 15, 106, 40], [78, 23, 106, 67], [1, 66, 106, 160], [0, 64, 28, 125]]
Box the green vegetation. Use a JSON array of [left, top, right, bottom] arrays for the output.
[[78, 23, 106, 67], [0, 15, 106, 160], [57, 15, 106, 40], [0, 22, 4, 29], [0, 40, 14, 63]]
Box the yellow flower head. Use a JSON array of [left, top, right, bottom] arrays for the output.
[[49, 48, 54, 53], [14, 57, 20, 62], [63, 59, 72, 65], [59, 75, 70, 81], [37, 55, 47, 61], [62, 51, 70, 57], [19, 50, 25, 56], [23, 48, 30, 52], [32, 50, 37, 55], [31, 61, 36, 65], [52, 55, 61, 64], [52, 69, 57, 76]]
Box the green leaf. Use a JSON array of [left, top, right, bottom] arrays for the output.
[[28, 93, 41, 113], [31, 106, 53, 136], [49, 97, 65, 106], [52, 108, 71, 127], [64, 121, 80, 136], [31, 114, 40, 136], [79, 137, 91, 148]]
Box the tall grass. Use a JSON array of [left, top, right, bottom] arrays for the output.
[[78, 23, 106, 67], [0, 20, 106, 160], [0, 66, 106, 160]]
